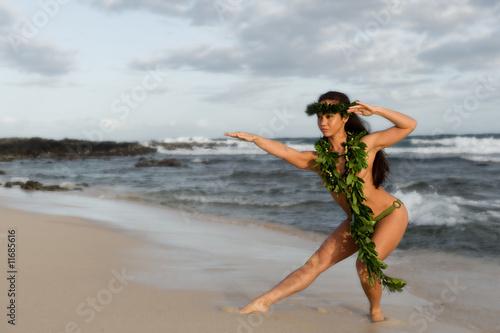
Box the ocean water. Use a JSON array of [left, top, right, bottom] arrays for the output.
[[1, 133, 499, 258]]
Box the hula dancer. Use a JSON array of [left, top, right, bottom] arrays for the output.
[[225, 91, 417, 322]]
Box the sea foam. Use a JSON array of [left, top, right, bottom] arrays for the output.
[[389, 136, 500, 156], [395, 190, 467, 226]]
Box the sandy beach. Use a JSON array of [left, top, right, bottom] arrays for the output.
[[0, 188, 497, 333]]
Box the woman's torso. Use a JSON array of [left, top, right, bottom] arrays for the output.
[[323, 137, 397, 218]]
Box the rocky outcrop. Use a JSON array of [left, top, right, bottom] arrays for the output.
[[0, 137, 238, 161], [135, 157, 181, 167], [1, 180, 89, 192], [0, 137, 156, 161]]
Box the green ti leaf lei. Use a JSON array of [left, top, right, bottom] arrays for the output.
[[305, 101, 359, 117], [314, 132, 406, 292]]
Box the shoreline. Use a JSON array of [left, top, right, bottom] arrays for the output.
[[0, 189, 495, 332], [1, 133, 499, 259]]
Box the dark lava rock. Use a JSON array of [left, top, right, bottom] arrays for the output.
[[4, 181, 23, 188], [3, 180, 84, 192], [21, 180, 44, 190], [135, 157, 181, 167], [0, 137, 157, 161], [40, 185, 70, 192], [156, 159, 182, 167]]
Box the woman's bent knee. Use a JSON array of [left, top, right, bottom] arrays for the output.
[[304, 254, 330, 274], [355, 258, 369, 278]]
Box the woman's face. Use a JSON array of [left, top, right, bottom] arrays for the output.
[[316, 100, 347, 137]]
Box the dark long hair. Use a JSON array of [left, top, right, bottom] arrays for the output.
[[317, 91, 389, 188]]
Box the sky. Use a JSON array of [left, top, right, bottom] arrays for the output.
[[0, 0, 499, 141]]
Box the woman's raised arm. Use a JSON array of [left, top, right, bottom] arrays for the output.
[[224, 132, 317, 171], [347, 102, 417, 151]]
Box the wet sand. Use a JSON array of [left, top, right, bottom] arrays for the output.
[[0, 189, 494, 332]]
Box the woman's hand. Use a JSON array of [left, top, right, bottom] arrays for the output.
[[347, 101, 379, 117], [224, 132, 259, 142]]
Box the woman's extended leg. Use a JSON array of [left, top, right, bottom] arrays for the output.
[[240, 219, 358, 314], [355, 205, 408, 322]]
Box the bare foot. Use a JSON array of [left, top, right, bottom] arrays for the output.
[[240, 300, 269, 314], [370, 306, 385, 323]]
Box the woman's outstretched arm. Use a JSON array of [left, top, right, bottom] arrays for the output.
[[224, 132, 317, 171], [347, 102, 417, 151]]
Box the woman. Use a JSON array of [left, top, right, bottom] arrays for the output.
[[224, 91, 417, 322]]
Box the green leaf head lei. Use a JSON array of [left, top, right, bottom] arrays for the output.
[[305, 101, 359, 118], [307, 100, 406, 292]]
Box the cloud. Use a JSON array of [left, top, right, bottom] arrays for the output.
[[121, 0, 500, 116], [186, 0, 229, 26], [0, 1, 17, 27], [130, 44, 247, 74], [199, 78, 285, 104], [400, 1, 483, 35], [3, 77, 78, 88], [122, 1, 372, 77], [84, 0, 193, 16], [125, 0, 499, 82], [1, 38, 76, 77], [418, 29, 500, 71], [0, 1, 77, 78], [129, 9, 352, 78], [85, 0, 239, 25]]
